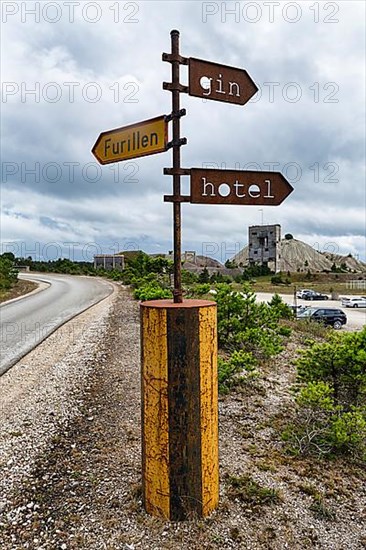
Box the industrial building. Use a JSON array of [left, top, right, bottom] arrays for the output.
[[248, 224, 281, 272], [93, 254, 125, 271]]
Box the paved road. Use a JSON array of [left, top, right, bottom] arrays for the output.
[[0, 273, 114, 375], [255, 292, 366, 331]]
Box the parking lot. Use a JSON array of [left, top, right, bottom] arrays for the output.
[[256, 293, 366, 331]]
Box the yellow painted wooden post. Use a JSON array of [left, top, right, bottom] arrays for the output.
[[140, 299, 218, 520]]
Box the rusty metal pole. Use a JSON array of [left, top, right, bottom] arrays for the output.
[[171, 30, 183, 303], [140, 30, 219, 522]]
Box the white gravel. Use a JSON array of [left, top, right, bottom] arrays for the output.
[[0, 285, 117, 510]]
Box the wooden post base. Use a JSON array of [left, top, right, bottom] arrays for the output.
[[140, 299, 218, 520]]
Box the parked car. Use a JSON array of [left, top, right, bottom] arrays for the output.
[[302, 290, 329, 301], [297, 307, 347, 329], [296, 289, 313, 298], [343, 297, 366, 308]]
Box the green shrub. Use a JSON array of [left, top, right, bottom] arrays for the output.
[[106, 269, 124, 281], [194, 283, 211, 296], [181, 269, 198, 284], [213, 283, 289, 362], [0, 255, 18, 290], [134, 282, 172, 301], [271, 273, 284, 285], [240, 264, 272, 280], [198, 267, 210, 283], [284, 330, 366, 460], [210, 272, 232, 283], [296, 381, 335, 412], [330, 410, 366, 458], [267, 293, 293, 320], [278, 326, 292, 337], [237, 324, 284, 360], [296, 328, 366, 409], [282, 382, 335, 456], [218, 350, 258, 394], [224, 259, 237, 269]]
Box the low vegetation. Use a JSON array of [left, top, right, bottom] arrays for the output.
[[284, 328, 366, 460], [115, 252, 173, 301], [0, 253, 18, 293], [226, 474, 282, 507]]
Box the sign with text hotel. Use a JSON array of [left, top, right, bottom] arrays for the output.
[[190, 169, 294, 205], [92, 115, 168, 165]]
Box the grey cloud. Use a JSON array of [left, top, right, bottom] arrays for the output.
[[1, 1, 365, 261]]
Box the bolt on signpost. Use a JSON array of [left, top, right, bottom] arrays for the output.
[[92, 29, 293, 521]]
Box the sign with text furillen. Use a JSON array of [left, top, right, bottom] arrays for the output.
[[92, 115, 168, 165]]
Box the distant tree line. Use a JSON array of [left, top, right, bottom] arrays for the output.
[[14, 256, 95, 275]]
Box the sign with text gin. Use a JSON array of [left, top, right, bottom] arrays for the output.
[[188, 58, 258, 105]]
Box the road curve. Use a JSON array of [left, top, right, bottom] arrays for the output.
[[0, 273, 114, 375]]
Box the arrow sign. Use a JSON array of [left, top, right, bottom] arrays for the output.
[[190, 169, 293, 205], [189, 58, 258, 106], [92, 115, 168, 165]]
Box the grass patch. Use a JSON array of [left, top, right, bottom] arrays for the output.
[[0, 279, 37, 303], [298, 483, 321, 498], [309, 495, 336, 521], [226, 474, 282, 507], [257, 460, 277, 473], [288, 318, 330, 339]]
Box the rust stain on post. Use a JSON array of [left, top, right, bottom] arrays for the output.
[[199, 306, 219, 516], [167, 306, 203, 520], [141, 305, 170, 518]]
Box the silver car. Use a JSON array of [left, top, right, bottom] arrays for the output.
[[343, 297, 366, 308]]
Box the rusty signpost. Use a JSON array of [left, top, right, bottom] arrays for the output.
[[92, 29, 294, 522], [162, 31, 188, 304]]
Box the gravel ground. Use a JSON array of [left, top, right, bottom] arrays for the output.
[[0, 286, 365, 549]]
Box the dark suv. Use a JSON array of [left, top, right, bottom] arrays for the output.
[[297, 307, 347, 329], [302, 290, 329, 301]]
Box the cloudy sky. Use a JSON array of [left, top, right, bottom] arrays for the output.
[[1, 0, 365, 264]]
